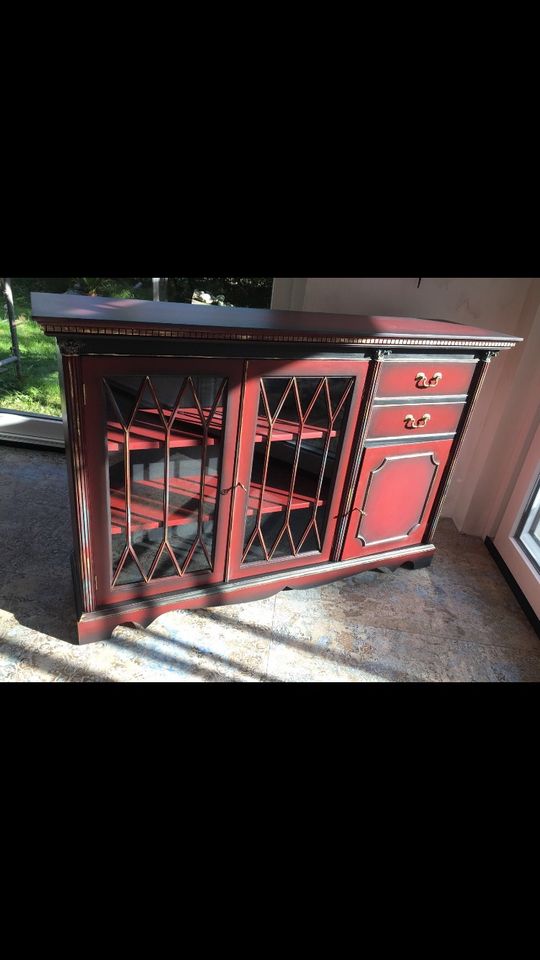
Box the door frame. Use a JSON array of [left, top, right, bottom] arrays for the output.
[[492, 417, 540, 619]]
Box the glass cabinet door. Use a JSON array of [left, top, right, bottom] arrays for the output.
[[82, 357, 243, 606], [228, 360, 369, 580]]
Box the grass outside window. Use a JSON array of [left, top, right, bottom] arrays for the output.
[[0, 279, 142, 416], [1, 278, 273, 417], [1, 279, 61, 416]]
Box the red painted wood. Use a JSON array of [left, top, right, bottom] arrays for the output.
[[32, 291, 520, 645], [251, 418, 337, 443], [120, 407, 335, 447], [242, 480, 323, 515], [82, 356, 243, 606], [367, 401, 465, 440], [107, 419, 218, 451], [228, 359, 369, 580], [109, 478, 212, 534], [61, 354, 96, 612], [109, 471, 323, 534], [139, 407, 336, 444], [341, 439, 454, 560], [32, 293, 523, 347], [375, 360, 478, 398], [75, 543, 437, 644], [137, 407, 222, 438]]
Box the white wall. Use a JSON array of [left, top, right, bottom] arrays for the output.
[[477, 279, 540, 538], [271, 278, 535, 536], [273, 277, 530, 332]]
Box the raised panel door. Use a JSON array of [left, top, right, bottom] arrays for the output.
[[341, 439, 454, 561]]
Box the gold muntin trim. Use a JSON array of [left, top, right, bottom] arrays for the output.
[[41, 324, 515, 350]]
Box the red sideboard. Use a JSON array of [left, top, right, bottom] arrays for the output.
[[32, 293, 521, 644]]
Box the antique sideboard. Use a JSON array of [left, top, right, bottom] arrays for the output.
[[32, 293, 521, 644]]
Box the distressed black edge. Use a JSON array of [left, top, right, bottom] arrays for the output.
[[484, 537, 540, 638]]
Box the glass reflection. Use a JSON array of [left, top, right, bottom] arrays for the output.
[[242, 376, 353, 564], [105, 374, 227, 586]]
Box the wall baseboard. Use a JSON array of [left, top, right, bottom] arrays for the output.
[[484, 536, 540, 638]]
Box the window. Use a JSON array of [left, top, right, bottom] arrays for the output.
[[515, 471, 540, 574]]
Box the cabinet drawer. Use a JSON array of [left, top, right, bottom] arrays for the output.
[[367, 400, 465, 441], [376, 359, 477, 399]]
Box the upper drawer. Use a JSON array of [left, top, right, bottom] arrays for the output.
[[376, 359, 478, 399]]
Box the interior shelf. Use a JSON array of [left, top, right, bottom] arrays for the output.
[[254, 417, 337, 443], [110, 473, 324, 534], [107, 408, 337, 452], [109, 481, 211, 534], [107, 418, 218, 452], [173, 408, 337, 443]]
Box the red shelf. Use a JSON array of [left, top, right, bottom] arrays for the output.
[[245, 480, 323, 515], [172, 408, 336, 443], [167, 474, 323, 517], [115, 407, 337, 449], [110, 473, 324, 534], [107, 418, 218, 452], [109, 482, 212, 533], [256, 417, 336, 443]]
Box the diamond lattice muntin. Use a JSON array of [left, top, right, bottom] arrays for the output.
[[242, 376, 353, 565], [105, 374, 227, 587]]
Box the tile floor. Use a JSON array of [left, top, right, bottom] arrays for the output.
[[0, 445, 539, 682]]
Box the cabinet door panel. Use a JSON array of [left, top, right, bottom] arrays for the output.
[[341, 439, 453, 560], [82, 357, 243, 607], [228, 360, 369, 580]]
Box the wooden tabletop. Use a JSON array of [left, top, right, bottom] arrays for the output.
[[32, 293, 522, 346]]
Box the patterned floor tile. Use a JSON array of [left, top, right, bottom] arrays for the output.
[[1, 446, 539, 682]]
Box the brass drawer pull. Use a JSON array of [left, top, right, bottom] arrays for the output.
[[404, 413, 431, 430], [415, 371, 443, 388]]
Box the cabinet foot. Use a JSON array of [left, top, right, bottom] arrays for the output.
[[71, 547, 436, 644], [402, 555, 434, 570], [374, 555, 434, 574]]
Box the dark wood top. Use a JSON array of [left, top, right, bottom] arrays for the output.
[[32, 292, 521, 348]]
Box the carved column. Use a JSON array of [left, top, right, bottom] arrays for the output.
[[59, 340, 96, 613], [332, 350, 387, 560]]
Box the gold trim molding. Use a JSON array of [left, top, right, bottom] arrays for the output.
[[42, 323, 516, 350]]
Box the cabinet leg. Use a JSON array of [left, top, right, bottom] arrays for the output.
[[403, 555, 434, 571], [374, 555, 434, 574]]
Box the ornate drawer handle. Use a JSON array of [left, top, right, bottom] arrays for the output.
[[221, 482, 248, 495], [335, 507, 366, 519], [415, 371, 443, 388], [404, 413, 431, 430]]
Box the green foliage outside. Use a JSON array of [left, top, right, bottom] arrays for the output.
[[0, 277, 273, 416]]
